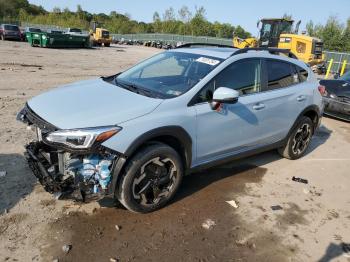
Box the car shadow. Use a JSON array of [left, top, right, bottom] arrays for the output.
[[170, 150, 280, 205], [170, 124, 331, 206], [318, 242, 350, 262], [306, 124, 332, 154], [0, 153, 36, 214]]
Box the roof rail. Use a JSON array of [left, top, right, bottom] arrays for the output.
[[175, 43, 235, 49], [232, 47, 298, 59]]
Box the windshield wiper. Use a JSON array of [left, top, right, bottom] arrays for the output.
[[115, 78, 162, 98]]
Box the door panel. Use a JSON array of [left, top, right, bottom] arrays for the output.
[[194, 59, 267, 165], [195, 94, 270, 165]]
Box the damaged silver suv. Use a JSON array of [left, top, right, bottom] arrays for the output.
[[17, 44, 323, 213]]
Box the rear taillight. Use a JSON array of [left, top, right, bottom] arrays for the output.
[[318, 85, 327, 96]]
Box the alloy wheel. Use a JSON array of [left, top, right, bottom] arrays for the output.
[[132, 157, 177, 206], [291, 123, 312, 155]]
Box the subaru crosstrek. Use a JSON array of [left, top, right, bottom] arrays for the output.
[[17, 45, 324, 213]]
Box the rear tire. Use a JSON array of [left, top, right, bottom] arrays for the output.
[[104, 43, 110, 47], [278, 116, 314, 160], [117, 143, 183, 213]]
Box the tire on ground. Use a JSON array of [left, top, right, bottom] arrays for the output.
[[278, 116, 314, 160], [116, 142, 184, 213]]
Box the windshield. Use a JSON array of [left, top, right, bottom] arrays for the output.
[[102, 30, 109, 38], [340, 70, 350, 81], [70, 28, 82, 32], [4, 25, 19, 31], [29, 28, 41, 32], [115, 51, 223, 98]]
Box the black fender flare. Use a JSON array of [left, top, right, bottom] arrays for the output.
[[109, 126, 193, 197], [284, 104, 321, 143], [124, 126, 193, 168]]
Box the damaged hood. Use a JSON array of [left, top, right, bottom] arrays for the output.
[[27, 78, 163, 129]]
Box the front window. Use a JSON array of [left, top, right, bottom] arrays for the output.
[[194, 59, 261, 104], [115, 51, 223, 98], [102, 30, 109, 38]]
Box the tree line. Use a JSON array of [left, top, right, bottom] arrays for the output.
[[306, 16, 350, 52], [1, 0, 350, 52], [0, 0, 251, 39]]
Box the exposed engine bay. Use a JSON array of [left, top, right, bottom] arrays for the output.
[[18, 104, 119, 201]]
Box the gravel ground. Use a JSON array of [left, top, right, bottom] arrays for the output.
[[0, 40, 350, 262]]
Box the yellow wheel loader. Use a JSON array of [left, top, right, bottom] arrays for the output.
[[90, 21, 112, 47], [233, 18, 324, 65]]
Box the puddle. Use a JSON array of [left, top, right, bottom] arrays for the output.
[[40, 164, 295, 261]]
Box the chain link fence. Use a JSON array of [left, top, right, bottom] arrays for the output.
[[110, 33, 233, 46], [324, 51, 350, 74]]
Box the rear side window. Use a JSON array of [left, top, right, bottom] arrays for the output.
[[265, 60, 295, 91], [297, 66, 308, 82]]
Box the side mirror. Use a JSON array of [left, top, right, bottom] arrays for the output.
[[213, 87, 239, 104], [210, 87, 239, 110]]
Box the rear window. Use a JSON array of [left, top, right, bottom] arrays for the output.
[[4, 25, 19, 31], [265, 60, 294, 91]]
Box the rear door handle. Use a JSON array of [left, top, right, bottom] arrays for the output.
[[297, 95, 306, 102], [253, 103, 265, 110]]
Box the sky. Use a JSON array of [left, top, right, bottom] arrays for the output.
[[28, 0, 350, 35]]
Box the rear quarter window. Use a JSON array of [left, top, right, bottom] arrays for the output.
[[297, 66, 308, 82]]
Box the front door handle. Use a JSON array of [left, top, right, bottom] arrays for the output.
[[297, 95, 306, 102], [253, 103, 265, 110]]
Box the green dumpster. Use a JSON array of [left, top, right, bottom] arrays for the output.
[[26, 32, 90, 48]]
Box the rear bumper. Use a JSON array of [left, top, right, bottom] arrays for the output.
[[323, 97, 350, 121]]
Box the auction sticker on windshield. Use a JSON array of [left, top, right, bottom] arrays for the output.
[[196, 57, 220, 66]]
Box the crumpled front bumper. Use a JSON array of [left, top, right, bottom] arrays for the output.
[[25, 142, 74, 194], [323, 97, 350, 121]]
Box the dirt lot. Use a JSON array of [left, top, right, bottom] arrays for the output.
[[0, 40, 350, 262]]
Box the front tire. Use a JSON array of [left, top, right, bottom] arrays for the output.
[[117, 143, 183, 213], [278, 116, 314, 160]]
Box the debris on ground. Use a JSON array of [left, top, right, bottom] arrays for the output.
[[271, 205, 283, 211], [115, 225, 121, 231], [62, 244, 72, 253], [52, 258, 59, 262], [235, 233, 255, 246], [292, 176, 308, 184], [110, 258, 119, 262], [0, 171, 7, 177], [202, 219, 216, 230], [226, 200, 239, 209]]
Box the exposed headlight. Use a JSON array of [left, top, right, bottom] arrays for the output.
[[45, 126, 122, 149]]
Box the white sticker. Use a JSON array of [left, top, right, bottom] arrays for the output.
[[196, 57, 220, 66]]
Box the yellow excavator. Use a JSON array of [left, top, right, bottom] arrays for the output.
[[90, 21, 112, 47], [233, 18, 324, 65]]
